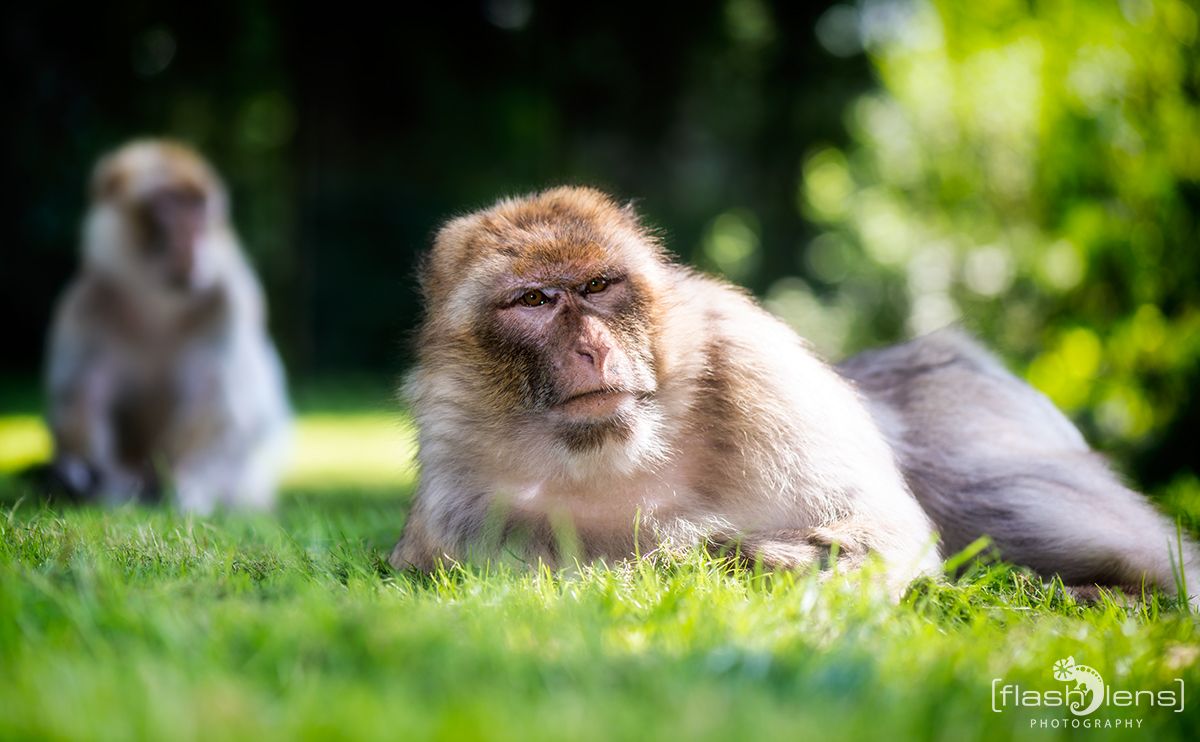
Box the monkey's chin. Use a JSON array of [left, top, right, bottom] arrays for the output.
[[554, 390, 636, 420]]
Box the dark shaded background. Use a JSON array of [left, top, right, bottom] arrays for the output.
[[3, 0, 867, 374]]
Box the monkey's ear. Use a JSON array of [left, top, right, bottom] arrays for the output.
[[420, 212, 484, 301]]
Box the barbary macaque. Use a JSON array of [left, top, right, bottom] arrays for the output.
[[44, 139, 291, 512], [390, 186, 1198, 603]]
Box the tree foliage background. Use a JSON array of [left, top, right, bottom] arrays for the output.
[[788, 0, 1200, 490], [3, 0, 1197, 488]]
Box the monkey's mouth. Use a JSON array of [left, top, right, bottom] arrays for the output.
[[554, 389, 636, 418]]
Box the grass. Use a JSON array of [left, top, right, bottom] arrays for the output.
[[1, 382, 1198, 741]]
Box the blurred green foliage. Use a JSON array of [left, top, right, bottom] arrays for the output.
[[781, 0, 1199, 484]]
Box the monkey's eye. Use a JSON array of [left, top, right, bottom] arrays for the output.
[[519, 289, 550, 307], [584, 277, 609, 294]]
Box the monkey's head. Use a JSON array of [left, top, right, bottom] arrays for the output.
[[83, 139, 233, 293], [418, 187, 669, 462]]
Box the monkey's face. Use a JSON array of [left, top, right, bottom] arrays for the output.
[[422, 188, 666, 452], [130, 182, 213, 291], [479, 264, 659, 442], [87, 141, 229, 293]]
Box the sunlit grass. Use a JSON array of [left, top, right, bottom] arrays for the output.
[[2, 388, 1199, 740], [0, 499, 1197, 741], [0, 413, 417, 492], [0, 416, 51, 474], [283, 412, 417, 492]]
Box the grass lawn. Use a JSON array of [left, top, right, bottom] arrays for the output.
[[1, 382, 1198, 741]]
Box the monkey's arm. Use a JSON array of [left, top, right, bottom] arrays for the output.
[[389, 491, 461, 571], [44, 284, 123, 497], [390, 479, 577, 572], [711, 526, 868, 572], [709, 521, 936, 599]]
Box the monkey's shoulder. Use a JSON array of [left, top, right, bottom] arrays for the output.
[[54, 275, 139, 335], [659, 267, 824, 378]]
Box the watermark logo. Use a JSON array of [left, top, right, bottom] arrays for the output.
[[991, 656, 1185, 730], [1050, 657, 1105, 715]]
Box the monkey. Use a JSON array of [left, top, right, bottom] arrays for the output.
[[43, 139, 291, 513], [388, 186, 1200, 605], [389, 185, 939, 594]]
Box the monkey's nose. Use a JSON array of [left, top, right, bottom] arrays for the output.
[[576, 344, 609, 370]]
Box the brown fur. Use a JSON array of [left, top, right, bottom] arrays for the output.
[[390, 187, 1200, 607], [390, 187, 940, 595], [45, 139, 291, 512]]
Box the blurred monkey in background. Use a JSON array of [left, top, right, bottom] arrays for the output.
[[390, 186, 1198, 605], [44, 139, 290, 512]]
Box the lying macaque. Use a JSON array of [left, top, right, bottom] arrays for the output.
[[389, 186, 1198, 603]]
